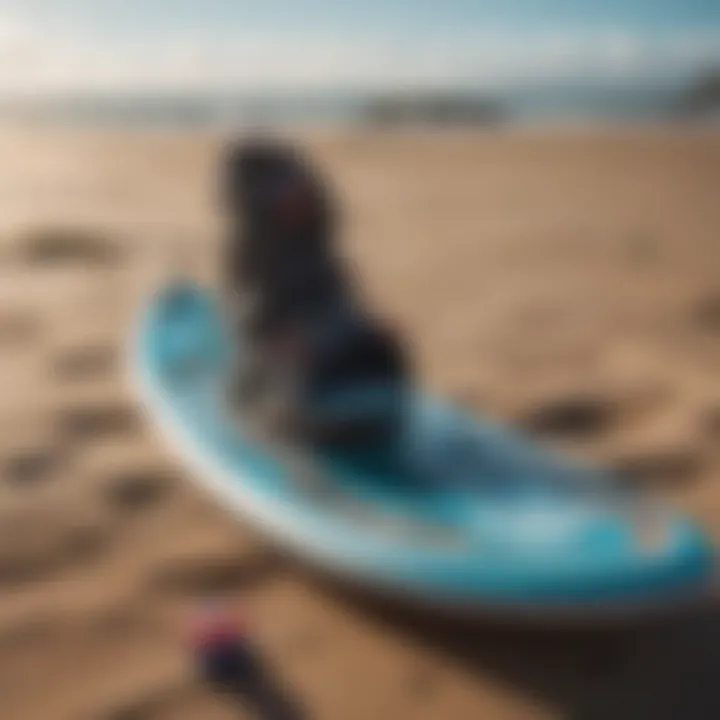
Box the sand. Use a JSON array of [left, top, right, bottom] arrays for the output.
[[0, 124, 719, 720]]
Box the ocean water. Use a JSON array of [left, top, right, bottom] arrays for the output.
[[0, 79, 697, 130]]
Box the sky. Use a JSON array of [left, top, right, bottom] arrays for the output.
[[0, 0, 719, 95]]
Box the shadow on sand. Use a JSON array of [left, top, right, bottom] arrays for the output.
[[326, 581, 720, 720]]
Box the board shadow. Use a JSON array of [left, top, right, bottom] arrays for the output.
[[320, 578, 720, 720]]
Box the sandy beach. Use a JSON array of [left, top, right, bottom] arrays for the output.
[[0, 125, 719, 720]]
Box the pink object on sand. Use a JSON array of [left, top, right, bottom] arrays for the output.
[[188, 601, 248, 650]]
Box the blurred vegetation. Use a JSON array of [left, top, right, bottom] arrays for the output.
[[682, 69, 720, 117], [365, 91, 507, 127]]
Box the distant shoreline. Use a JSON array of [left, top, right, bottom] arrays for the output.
[[0, 118, 717, 144], [0, 78, 710, 131]]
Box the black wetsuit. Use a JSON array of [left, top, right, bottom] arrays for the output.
[[222, 139, 351, 341], [221, 138, 408, 446]]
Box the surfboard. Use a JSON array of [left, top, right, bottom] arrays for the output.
[[132, 280, 716, 620]]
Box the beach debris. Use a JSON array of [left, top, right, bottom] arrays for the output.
[[189, 600, 305, 719]]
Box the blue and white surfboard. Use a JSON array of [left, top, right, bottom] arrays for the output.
[[132, 281, 716, 620]]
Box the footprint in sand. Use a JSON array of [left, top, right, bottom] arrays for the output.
[[92, 683, 230, 720], [103, 468, 173, 514], [52, 344, 118, 383], [89, 682, 187, 720], [149, 549, 283, 597], [2, 444, 69, 488], [0, 310, 41, 348], [57, 401, 142, 443], [520, 392, 615, 440], [99, 706, 154, 720], [692, 292, 720, 333], [0, 614, 62, 661], [705, 404, 720, 438], [0, 509, 110, 587], [613, 445, 703, 487], [14, 226, 124, 268]]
